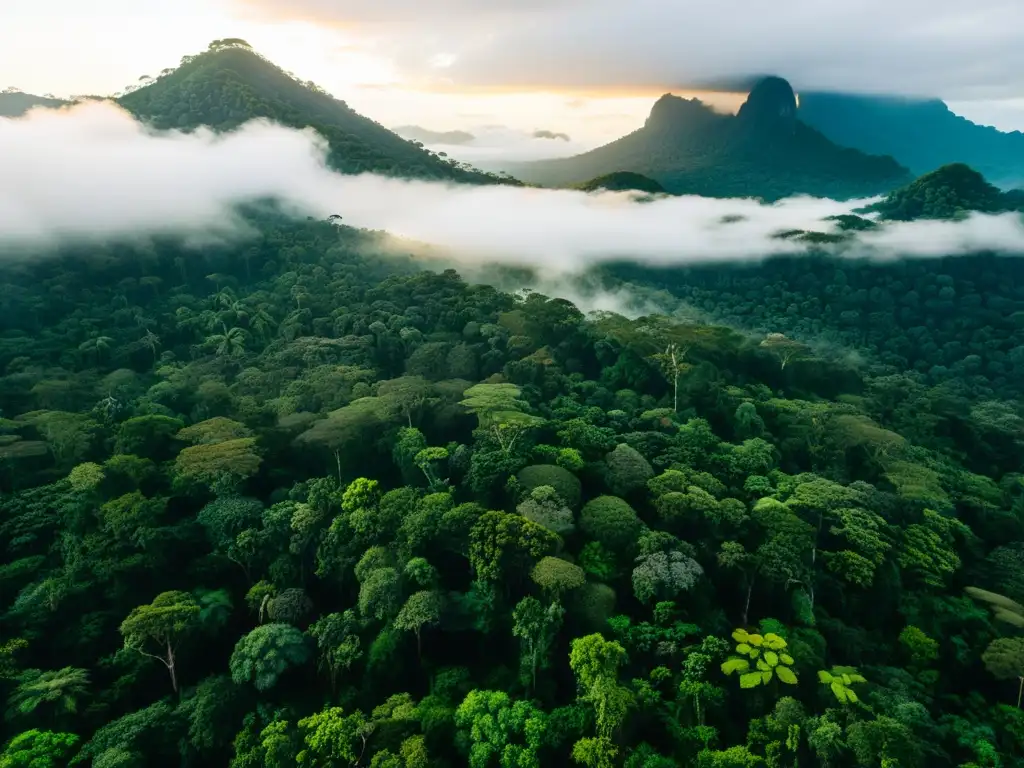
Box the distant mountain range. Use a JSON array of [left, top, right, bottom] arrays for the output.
[[798, 92, 1024, 189], [6, 48, 1024, 203], [508, 77, 912, 201]]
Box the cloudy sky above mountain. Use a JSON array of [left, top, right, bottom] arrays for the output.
[[3, 0, 1023, 145]]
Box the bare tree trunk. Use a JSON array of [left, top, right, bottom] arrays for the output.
[[166, 640, 178, 694], [743, 581, 753, 627]]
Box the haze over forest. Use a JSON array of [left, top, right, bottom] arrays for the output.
[[2, 10, 1024, 768]]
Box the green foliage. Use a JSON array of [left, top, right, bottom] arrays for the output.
[[721, 629, 798, 689], [0, 136, 1021, 768], [817, 666, 867, 703], [0, 730, 79, 768], [579, 496, 644, 552], [517, 465, 582, 510], [454, 690, 547, 768], [229, 624, 310, 691]]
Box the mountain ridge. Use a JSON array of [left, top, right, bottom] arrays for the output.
[[798, 91, 1024, 188], [508, 77, 911, 200]]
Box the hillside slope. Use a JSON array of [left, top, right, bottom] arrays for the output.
[[865, 163, 1024, 220], [117, 40, 502, 183], [509, 77, 910, 200], [0, 91, 69, 118], [799, 92, 1024, 188]]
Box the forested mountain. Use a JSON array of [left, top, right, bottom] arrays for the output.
[[799, 92, 1024, 188], [509, 77, 911, 200], [113, 40, 505, 184], [1, 205, 1023, 767], [864, 163, 1024, 221], [0, 90, 68, 117]]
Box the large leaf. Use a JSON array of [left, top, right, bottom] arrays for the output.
[[761, 669, 774, 683], [747, 634, 764, 647], [740, 671, 763, 689], [763, 632, 787, 650], [846, 688, 859, 703], [780, 653, 794, 666], [736, 643, 752, 655], [776, 665, 798, 685], [756, 659, 771, 672], [817, 670, 834, 684], [732, 629, 750, 643], [764, 651, 779, 667], [721, 657, 751, 675], [831, 681, 847, 701]]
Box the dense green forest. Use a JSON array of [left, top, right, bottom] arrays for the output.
[[508, 78, 910, 201], [1, 206, 1023, 768], [798, 92, 1024, 189], [863, 164, 1024, 221]]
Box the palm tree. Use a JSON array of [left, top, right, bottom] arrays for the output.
[[207, 325, 248, 357], [249, 306, 276, 340], [8, 667, 89, 719], [140, 331, 161, 363]]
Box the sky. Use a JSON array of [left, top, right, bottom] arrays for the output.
[[3, 0, 1024, 153]]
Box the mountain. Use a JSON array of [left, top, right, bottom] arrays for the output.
[[116, 40, 503, 183], [864, 163, 1024, 221], [0, 90, 68, 118], [508, 76, 910, 200], [574, 171, 666, 194], [798, 92, 1024, 188], [392, 125, 476, 145]]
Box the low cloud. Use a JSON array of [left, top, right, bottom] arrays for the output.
[[403, 124, 588, 169], [3, 102, 1024, 274]]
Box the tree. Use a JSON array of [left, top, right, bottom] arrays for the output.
[[531, 557, 586, 599], [394, 590, 442, 659], [0, 729, 79, 768], [307, 611, 363, 693], [174, 437, 262, 490], [469, 511, 560, 583], [632, 550, 703, 604], [604, 444, 654, 496], [512, 597, 563, 694], [296, 706, 373, 767], [230, 623, 311, 691], [517, 485, 575, 536], [517, 465, 582, 509], [569, 634, 632, 739], [460, 383, 544, 455], [982, 638, 1024, 707], [6, 669, 89, 719], [650, 342, 692, 413], [120, 591, 201, 694], [721, 628, 798, 689], [454, 689, 547, 768], [579, 496, 644, 552], [760, 333, 811, 370]]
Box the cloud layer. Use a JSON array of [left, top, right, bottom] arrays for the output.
[[3, 102, 1024, 274], [234, 0, 1024, 101]]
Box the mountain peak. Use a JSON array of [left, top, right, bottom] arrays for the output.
[[644, 94, 719, 133], [737, 76, 797, 131]]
